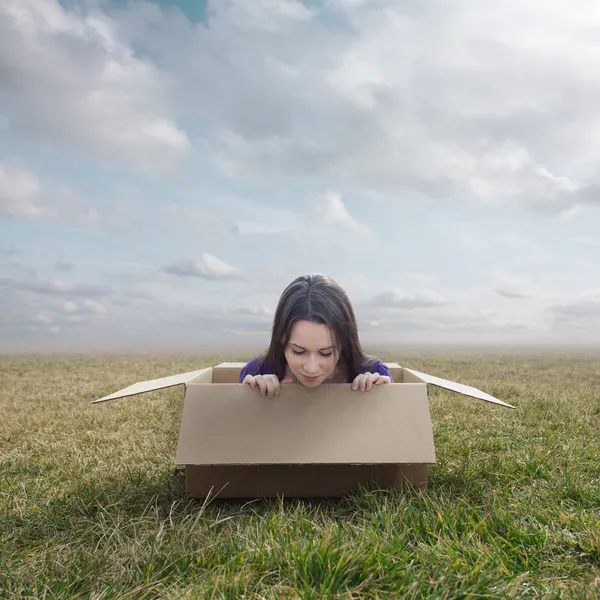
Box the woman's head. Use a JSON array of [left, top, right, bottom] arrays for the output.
[[262, 274, 373, 385]]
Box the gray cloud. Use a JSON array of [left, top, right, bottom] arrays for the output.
[[4, 0, 600, 214], [0, 277, 113, 341], [571, 236, 600, 248], [0, 162, 100, 226], [492, 275, 542, 300], [103, 0, 600, 213], [16, 278, 112, 297], [54, 257, 75, 273], [0, 245, 25, 258], [360, 289, 450, 310], [361, 308, 538, 343], [495, 289, 530, 300], [233, 221, 297, 235], [162, 253, 242, 280], [0, 259, 280, 349], [230, 192, 375, 255], [0, 0, 190, 174], [111, 289, 158, 307], [546, 294, 600, 330], [354, 307, 539, 350], [230, 305, 273, 318]]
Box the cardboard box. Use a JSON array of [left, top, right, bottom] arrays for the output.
[[94, 362, 514, 499]]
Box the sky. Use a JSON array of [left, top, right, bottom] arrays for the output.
[[1, 0, 600, 352]]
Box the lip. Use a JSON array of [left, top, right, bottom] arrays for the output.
[[302, 374, 321, 382]]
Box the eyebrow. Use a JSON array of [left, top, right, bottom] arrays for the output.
[[289, 343, 334, 351]]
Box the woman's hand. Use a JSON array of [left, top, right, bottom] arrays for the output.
[[351, 372, 391, 392], [242, 374, 294, 398]]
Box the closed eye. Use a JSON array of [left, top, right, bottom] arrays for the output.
[[291, 349, 333, 357]]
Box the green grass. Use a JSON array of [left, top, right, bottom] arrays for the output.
[[1, 351, 599, 599]]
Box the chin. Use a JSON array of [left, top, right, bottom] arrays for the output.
[[300, 379, 323, 388]]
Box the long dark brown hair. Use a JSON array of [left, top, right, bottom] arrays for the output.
[[250, 274, 378, 381]]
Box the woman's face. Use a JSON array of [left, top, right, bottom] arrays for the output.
[[283, 319, 339, 387]]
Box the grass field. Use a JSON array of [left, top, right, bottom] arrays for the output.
[[1, 351, 599, 599]]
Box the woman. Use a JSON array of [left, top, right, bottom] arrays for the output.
[[239, 274, 393, 398]]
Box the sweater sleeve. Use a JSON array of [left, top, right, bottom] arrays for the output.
[[238, 355, 269, 382], [238, 357, 257, 382], [240, 356, 393, 383], [371, 360, 394, 383]]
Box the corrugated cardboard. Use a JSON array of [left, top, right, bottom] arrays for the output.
[[94, 362, 515, 499]]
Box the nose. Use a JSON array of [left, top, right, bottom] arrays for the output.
[[304, 353, 319, 374]]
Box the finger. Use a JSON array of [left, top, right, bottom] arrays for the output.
[[256, 376, 267, 396], [359, 374, 367, 392], [374, 376, 391, 385], [243, 375, 257, 390], [363, 374, 370, 392], [366, 373, 379, 391], [265, 377, 276, 398], [351, 375, 359, 391], [281, 377, 294, 384]]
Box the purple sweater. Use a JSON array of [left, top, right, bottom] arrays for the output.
[[238, 355, 394, 383]]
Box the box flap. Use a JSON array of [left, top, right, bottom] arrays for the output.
[[175, 382, 436, 465], [403, 368, 515, 409], [93, 368, 212, 403], [212, 363, 245, 384], [214, 362, 246, 367]]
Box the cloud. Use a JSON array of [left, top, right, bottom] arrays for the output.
[[164, 204, 225, 235], [79, 299, 108, 315], [228, 193, 375, 254], [360, 305, 543, 344], [162, 253, 241, 279], [492, 274, 542, 299], [24, 279, 111, 297], [546, 292, 600, 330], [94, 0, 600, 213], [54, 258, 75, 273], [0, 162, 99, 225], [439, 220, 492, 252], [60, 301, 78, 315], [0, 163, 47, 219], [571, 236, 600, 248], [313, 191, 375, 239], [222, 326, 272, 337], [230, 202, 303, 236], [319, 191, 357, 227], [42, 299, 109, 327], [361, 288, 450, 310], [4, 0, 600, 213], [218, 0, 313, 31], [0, 0, 190, 173], [2, 276, 112, 298], [0, 275, 113, 340], [233, 221, 297, 235], [0, 268, 277, 348], [352, 278, 556, 343], [230, 304, 273, 318], [496, 233, 538, 251], [111, 289, 158, 307], [0, 244, 25, 258]]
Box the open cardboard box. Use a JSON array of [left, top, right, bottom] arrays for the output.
[[94, 362, 515, 499]]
